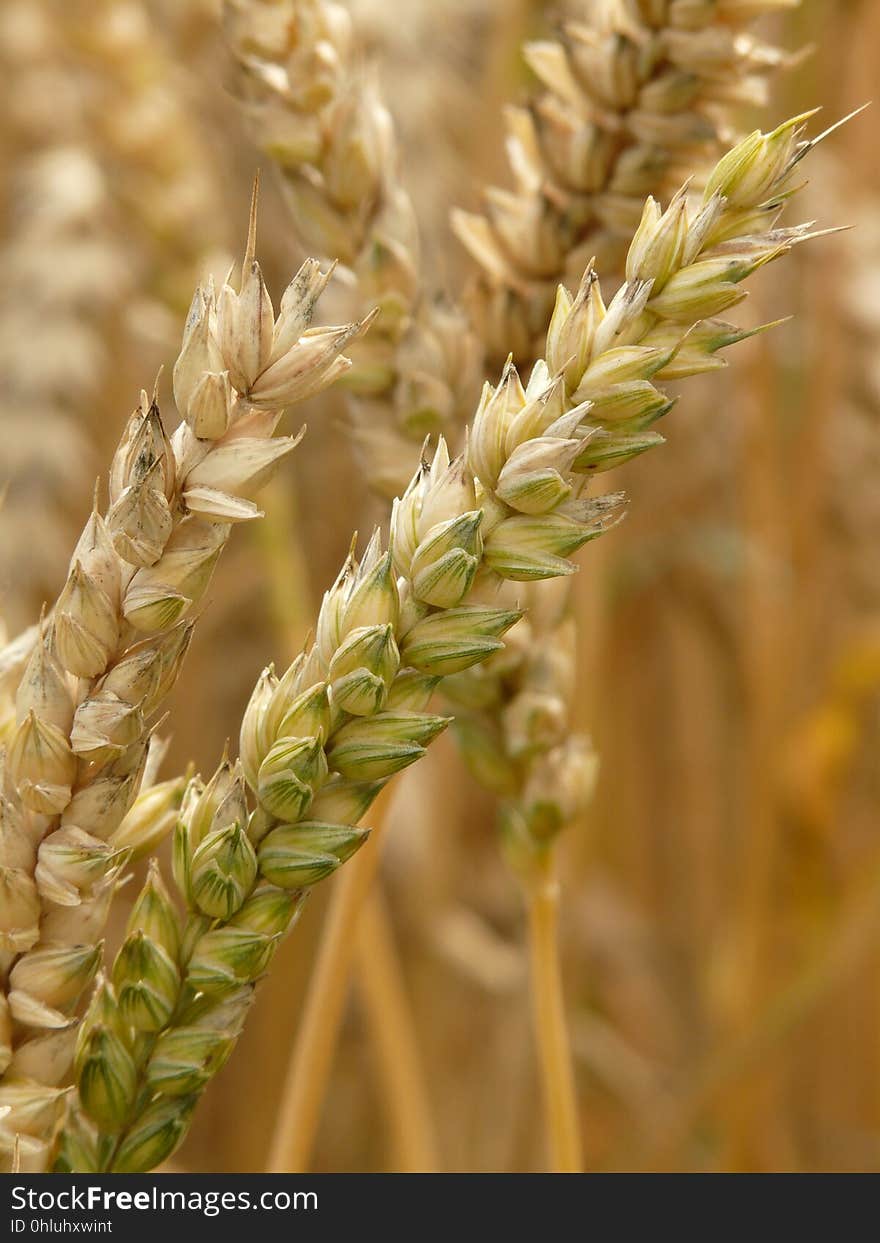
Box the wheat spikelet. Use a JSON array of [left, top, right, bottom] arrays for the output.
[[57, 114, 831, 1171], [0, 211, 370, 1171]]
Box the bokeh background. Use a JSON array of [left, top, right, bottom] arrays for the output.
[[1, 0, 879, 1172]]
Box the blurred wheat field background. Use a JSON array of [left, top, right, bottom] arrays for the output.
[[1, 0, 879, 1174]]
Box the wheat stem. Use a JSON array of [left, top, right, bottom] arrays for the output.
[[267, 782, 395, 1173], [356, 889, 439, 1172], [524, 852, 582, 1173], [720, 335, 793, 1168]]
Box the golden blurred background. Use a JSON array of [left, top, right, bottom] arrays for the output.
[[2, 0, 880, 1172]]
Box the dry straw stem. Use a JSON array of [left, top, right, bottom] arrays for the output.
[[355, 887, 439, 1172], [51, 113, 834, 1174], [0, 203, 369, 1172], [264, 110, 837, 1173], [224, 0, 483, 498], [266, 784, 395, 1174], [525, 855, 582, 1171]]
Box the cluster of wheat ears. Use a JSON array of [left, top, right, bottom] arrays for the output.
[[0, 0, 859, 1173]]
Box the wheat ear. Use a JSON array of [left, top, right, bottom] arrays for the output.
[[452, 0, 797, 363], [216, 0, 801, 1172], [270, 108, 838, 1171], [446, 0, 802, 876], [0, 205, 371, 1172], [221, 0, 797, 879], [223, 0, 484, 498]]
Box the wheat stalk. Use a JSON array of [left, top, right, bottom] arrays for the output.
[[354, 886, 439, 1171], [52, 113, 834, 1172], [0, 200, 370, 1172]]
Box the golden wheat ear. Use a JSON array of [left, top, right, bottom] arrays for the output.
[[0, 209, 372, 1171]]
